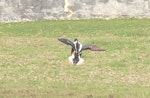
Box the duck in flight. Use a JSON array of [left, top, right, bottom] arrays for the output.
[[58, 38, 105, 65]]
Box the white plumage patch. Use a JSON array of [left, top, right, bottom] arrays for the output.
[[68, 54, 84, 65], [73, 40, 83, 52]]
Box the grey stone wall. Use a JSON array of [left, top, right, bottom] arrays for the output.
[[0, 0, 150, 22]]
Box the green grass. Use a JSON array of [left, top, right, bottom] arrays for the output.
[[0, 18, 150, 98]]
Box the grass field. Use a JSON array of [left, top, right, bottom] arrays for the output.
[[0, 18, 150, 98]]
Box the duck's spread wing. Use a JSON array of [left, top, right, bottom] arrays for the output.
[[82, 44, 105, 51], [58, 38, 75, 50]]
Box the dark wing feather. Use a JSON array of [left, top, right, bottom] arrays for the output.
[[82, 44, 105, 51], [58, 38, 75, 50]]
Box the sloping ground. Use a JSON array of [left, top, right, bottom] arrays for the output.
[[0, 19, 150, 98]]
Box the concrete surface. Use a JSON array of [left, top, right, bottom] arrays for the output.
[[0, 0, 150, 22]]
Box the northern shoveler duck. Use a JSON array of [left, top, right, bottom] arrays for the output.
[[58, 38, 105, 65]]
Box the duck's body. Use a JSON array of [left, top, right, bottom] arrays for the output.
[[68, 54, 84, 65], [58, 38, 105, 65]]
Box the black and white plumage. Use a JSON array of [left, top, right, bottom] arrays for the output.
[[58, 38, 105, 65]]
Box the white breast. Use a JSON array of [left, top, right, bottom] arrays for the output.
[[68, 55, 84, 65]]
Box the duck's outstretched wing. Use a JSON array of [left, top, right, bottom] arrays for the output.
[[58, 38, 75, 50], [82, 44, 105, 51]]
